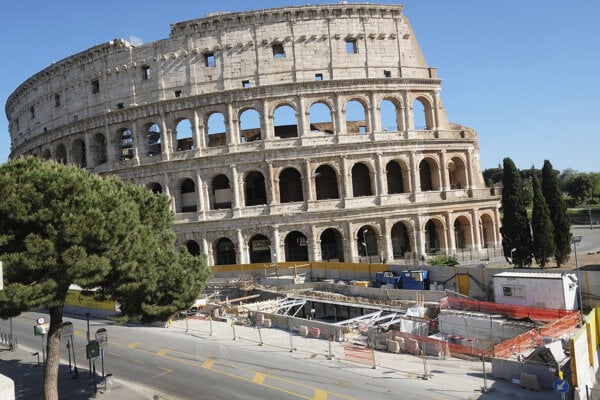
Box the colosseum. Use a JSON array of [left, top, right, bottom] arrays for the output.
[[5, 3, 502, 267]]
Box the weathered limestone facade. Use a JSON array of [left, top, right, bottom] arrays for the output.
[[5, 4, 501, 266]]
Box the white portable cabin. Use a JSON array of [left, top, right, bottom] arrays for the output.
[[493, 272, 578, 310]]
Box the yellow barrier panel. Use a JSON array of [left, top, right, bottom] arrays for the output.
[[65, 290, 116, 311]]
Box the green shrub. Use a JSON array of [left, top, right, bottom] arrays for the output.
[[428, 254, 459, 266]]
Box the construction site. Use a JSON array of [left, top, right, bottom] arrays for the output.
[[177, 259, 600, 398]]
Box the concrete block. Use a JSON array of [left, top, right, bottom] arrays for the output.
[[519, 372, 541, 391]]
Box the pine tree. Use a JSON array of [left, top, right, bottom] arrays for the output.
[[0, 158, 210, 400], [531, 173, 556, 268], [541, 160, 572, 267], [500, 158, 533, 267]]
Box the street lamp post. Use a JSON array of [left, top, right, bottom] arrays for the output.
[[572, 236, 584, 323], [362, 228, 369, 263], [509, 248, 517, 266]]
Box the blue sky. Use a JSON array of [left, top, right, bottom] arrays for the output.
[[1, 1, 598, 172]]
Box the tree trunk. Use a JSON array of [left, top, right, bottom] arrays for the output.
[[43, 305, 64, 400]]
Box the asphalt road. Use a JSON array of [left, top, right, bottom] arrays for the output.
[[1, 311, 558, 400]]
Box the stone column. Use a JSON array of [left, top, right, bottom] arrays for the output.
[[231, 165, 241, 209], [83, 129, 93, 168], [341, 156, 351, 201], [298, 96, 308, 137], [272, 226, 281, 263], [267, 161, 277, 206], [382, 218, 393, 263], [414, 215, 425, 261], [432, 90, 441, 130], [130, 120, 141, 163], [471, 209, 482, 252], [160, 114, 171, 160], [196, 170, 205, 214], [237, 229, 246, 264], [445, 211, 456, 254], [334, 94, 345, 136], [466, 148, 474, 190], [227, 103, 237, 145], [348, 223, 359, 263], [262, 99, 274, 140], [193, 110, 205, 151], [409, 151, 420, 194], [440, 150, 449, 191], [304, 158, 314, 202], [309, 225, 319, 261], [376, 152, 386, 201], [369, 91, 381, 133]]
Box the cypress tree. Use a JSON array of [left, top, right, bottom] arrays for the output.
[[531, 173, 556, 268], [541, 160, 572, 267], [500, 158, 533, 267]]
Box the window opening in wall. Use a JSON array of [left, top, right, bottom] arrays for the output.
[[14, 118, 19, 131], [502, 285, 525, 298], [345, 38, 358, 54], [116, 103, 124, 109], [176, 119, 193, 151], [242, 80, 250, 88], [141, 65, 151, 80], [384, 70, 391, 78], [272, 43, 286, 58], [315, 73, 323, 81], [174, 90, 183, 98], [30, 106, 35, 119], [204, 52, 216, 67], [54, 93, 60, 107], [345, 100, 367, 134], [91, 80, 100, 94], [43, 127, 47, 132], [359, 126, 367, 134], [274, 105, 298, 138]]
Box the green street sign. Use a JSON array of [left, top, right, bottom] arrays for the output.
[[86, 340, 100, 359]]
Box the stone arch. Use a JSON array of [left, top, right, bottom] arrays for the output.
[[214, 237, 236, 265], [273, 104, 298, 138], [147, 182, 163, 194], [391, 221, 411, 259], [207, 111, 226, 147], [90, 133, 107, 166], [146, 123, 161, 156], [175, 118, 193, 151], [380, 97, 403, 132], [453, 215, 472, 250], [479, 213, 495, 249], [212, 174, 232, 209], [412, 96, 434, 130], [351, 162, 372, 197], [179, 178, 197, 213], [41, 148, 52, 160], [320, 228, 344, 262], [118, 127, 134, 161], [357, 225, 379, 263], [309, 101, 334, 134], [279, 167, 303, 203], [239, 108, 261, 143], [315, 164, 339, 200], [71, 138, 86, 167], [386, 160, 408, 194], [419, 157, 440, 191], [344, 99, 368, 134], [55, 143, 67, 164], [248, 234, 271, 263], [448, 156, 467, 190], [284, 231, 309, 261], [245, 171, 267, 206], [185, 240, 201, 257], [424, 218, 445, 254]]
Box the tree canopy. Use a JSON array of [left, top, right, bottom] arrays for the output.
[[0, 158, 210, 399], [531, 173, 555, 268], [541, 160, 571, 267]]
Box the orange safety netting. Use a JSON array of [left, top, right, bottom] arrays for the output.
[[440, 296, 578, 323], [493, 329, 544, 358], [539, 312, 580, 339]]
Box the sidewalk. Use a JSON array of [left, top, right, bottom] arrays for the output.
[[0, 345, 153, 400]]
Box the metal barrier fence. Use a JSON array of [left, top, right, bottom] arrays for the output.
[[0, 331, 17, 350]]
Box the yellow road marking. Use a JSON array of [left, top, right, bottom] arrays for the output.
[[107, 351, 120, 357], [127, 342, 139, 349], [130, 358, 144, 364], [314, 389, 328, 400], [156, 348, 169, 356], [152, 366, 172, 379], [202, 358, 215, 369], [252, 372, 266, 384]]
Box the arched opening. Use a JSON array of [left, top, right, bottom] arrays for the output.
[[147, 182, 162, 194], [207, 112, 226, 147], [479, 214, 494, 249], [412, 97, 434, 130], [90, 133, 107, 166], [320, 228, 344, 262], [279, 168, 303, 203], [119, 128, 134, 160], [176, 119, 193, 151], [345, 100, 367, 134], [309, 102, 333, 134], [448, 157, 467, 190], [391, 222, 411, 259], [315, 165, 339, 200], [147, 123, 161, 156], [180, 178, 197, 213], [215, 238, 236, 265], [419, 158, 440, 192], [386, 160, 405, 194], [351, 163, 372, 197], [185, 240, 201, 257], [212, 174, 232, 209], [245, 171, 267, 206], [71, 139, 86, 167], [380, 99, 401, 132], [41, 149, 51, 160], [284, 231, 308, 261], [454, 216, 472, 250], [55, 144, 67, 164], [357, 226, 378, 263], [249, 234, 271, 263], [424, 219, 442, 254], [274, 105, 298, 138], [239, 108, 261, 143]]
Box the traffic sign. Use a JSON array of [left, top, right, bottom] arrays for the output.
[[62, 321, 74, 338], [95, 328, 108, 348], [553, 379, 569, 393], [86, 340, 100, 359]]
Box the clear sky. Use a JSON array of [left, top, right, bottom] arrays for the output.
[[1, 1, 598, 172]]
